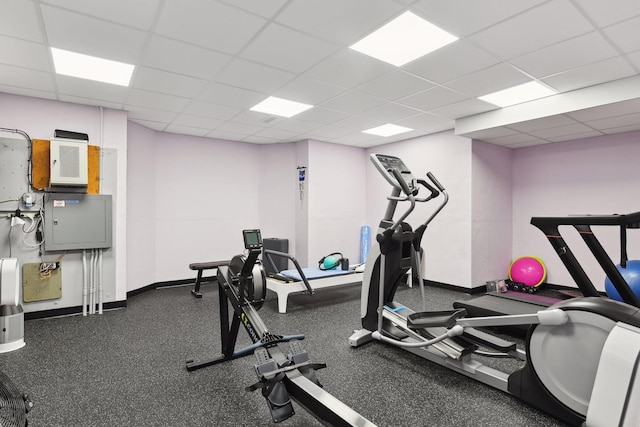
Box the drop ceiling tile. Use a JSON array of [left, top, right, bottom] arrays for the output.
[[628, 50, 640, 69], [528, 122, 594, 139], [506, 114, 579, 132], [164, 124, 210, 137], [332, 115, 385, 131], [56, 75, 130, 104], [196, 83, 265, 109], [600, 123, 640, 134], [358, 103, 421, 122], [171, 114, 223, 129], [566, 97, 640, 122], [547, 130, 603, 142], [484, 132, 540, 146], [577, 0, 640, 27], [356, 70, 435, 101], [511, 32, 619, 78], [57, 95, 123, 110], [293, 107, 349, 125], [0, 85, 56, 100], [41, 0, 162, 30], [0, 36, 50, 71], [397, 86, 468, 112], [586, 112, 640, 130], [215, 58, 295, 94], [0, 64, 54, 92], [404, 40, 499, 84], [446, 63, 531, 97], [273, 76, 344, 105], [307, 124, 354, 139], [0, 0, 43, 42], [182, 100, 242, 121], [241, 24, 339, 74], [142, 36, 232, 80], [132, 67, 207, 98], [215, 121, 264, 136], [126, 107, 178, 123], [252, 127, 301, 141], [303, 49, 394, 89], [229, 109, 284, 127], [542, 57, 637, 92], [461, 127, 520, 140], [603, 15, 640, 54], [206, 129, 249, 141], [431, 98, 497, 119], [129, 118, 167, 131], [126, 89, 190, 112], [320, 91, 386, 115], [469, 0, 594, 59], [41, 5, 147, 63], [155, 0, 267, 54], [507, 139, 552, 148], [243, 135, 282, 144], [276, 0, 402, 44], [411, 0, 547, 37], [396, 112, 453, 131], [218, 0, 289, 18], [270, 119, 322, 134]]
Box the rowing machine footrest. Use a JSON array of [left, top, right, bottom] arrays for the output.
[[407, 309, 467, 329], [252, 348, 295, 423], [288, 340, 324, 387]]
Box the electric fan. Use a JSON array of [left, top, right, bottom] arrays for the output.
[[0, 371, 32, 427]]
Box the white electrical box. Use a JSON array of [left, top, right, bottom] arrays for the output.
[[50, 138, 88, 187]]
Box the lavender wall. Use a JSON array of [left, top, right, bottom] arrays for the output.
[[512, 131, 640, 291], [306, 140, 367, 267], [366, 131, 474, 287], [471, 141, 512, 286]]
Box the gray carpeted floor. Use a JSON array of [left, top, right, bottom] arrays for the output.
[[1, 281, 571, 426]]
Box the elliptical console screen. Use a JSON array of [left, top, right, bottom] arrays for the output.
[[243, 229, 262, 250], [370, 153, 415, 190]]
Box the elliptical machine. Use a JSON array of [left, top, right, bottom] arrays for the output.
[[187, 229, 374, 426], [350, 153, 640, 426]]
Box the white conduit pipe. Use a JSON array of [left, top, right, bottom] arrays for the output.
[[98, 249, 103, 314], [92, 249, 98, 314], [91, 250, 96, 315], [82, 250, 88, 316], [88, 250, 93, 315]]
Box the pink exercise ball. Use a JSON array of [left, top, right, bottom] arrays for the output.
[[509, 256, 546, 287]]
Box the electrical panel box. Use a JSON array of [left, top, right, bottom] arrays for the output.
[[44, 194, 112, 251], [50, 138, 88, 187]]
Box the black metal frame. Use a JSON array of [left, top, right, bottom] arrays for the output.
[[531, 211, 640, 307], [186, 242, 374, 426]]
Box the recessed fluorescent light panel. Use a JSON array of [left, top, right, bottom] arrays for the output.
[[350, 11, 458, 67], [362, 123, 414, 137], [250, 96, 313, 118], [478, 81, 557, 107], [51, 47, 134, 86]]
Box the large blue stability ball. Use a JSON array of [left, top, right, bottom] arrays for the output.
[[604, 260, 640, 302]]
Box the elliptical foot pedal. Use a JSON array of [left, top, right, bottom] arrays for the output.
[[407, 309, 467, 329], [249, 348, 295, 423]]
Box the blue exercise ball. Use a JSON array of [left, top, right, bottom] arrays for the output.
[[323, 255, 339, 270], [604, 260, 640, 302]]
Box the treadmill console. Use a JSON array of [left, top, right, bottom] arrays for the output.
[[370, 153, 415, 192], [242, 229, 263, 250]]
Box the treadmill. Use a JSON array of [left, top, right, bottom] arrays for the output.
[[454, 211, 640, 330]]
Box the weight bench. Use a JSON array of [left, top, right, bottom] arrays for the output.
[[189, 260, 229, 298]]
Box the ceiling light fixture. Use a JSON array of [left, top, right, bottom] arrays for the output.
[[350, 11, 458, 67], [478, 81, 557, 107], [362, 123, 413, 137], [51, 47, 135, 86], [250, 96, 313, 118]]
